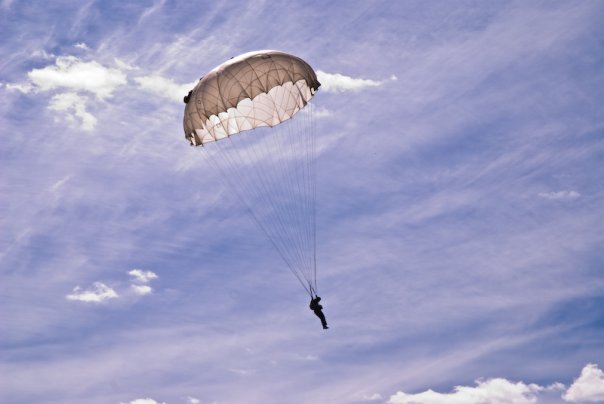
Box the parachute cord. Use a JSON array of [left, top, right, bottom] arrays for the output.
[[262, 86, 313, 284], [222, 130, 303, 274], [283, 111, 313, 289], [291, 85, 319, 293], [199, 145, 313, 297], [208, 129, 313, 296], [238, 125, 309, 280], [290, 91, 315, 290], [213, 138, 302, 277], [311, 102, 318, 294]]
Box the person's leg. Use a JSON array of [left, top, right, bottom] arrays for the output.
[[316, 311, 328, 328]]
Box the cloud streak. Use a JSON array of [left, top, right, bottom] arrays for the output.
[[316, 70, 393, 92], [538, 190, 581, 200]]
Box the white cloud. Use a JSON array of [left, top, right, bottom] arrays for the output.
[[74, 42, 89, 50], [563, 363, 604, 403], [131, 284, 153, 296], [66, 282, 118, 303], [134, 74, 197, 102], [5, 82, 34, 94], [388, 378, 544, 404], [128, 269, 158, 283], [48, 92, 97, 131], [187, 397, 201, 404], [538, 190, 581, 200], [122, 399, 166, 404], [28, 56, 127, 99], [316, 70, 392, 92]]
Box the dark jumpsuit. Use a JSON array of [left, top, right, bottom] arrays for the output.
[[310, 296, 328, 329]]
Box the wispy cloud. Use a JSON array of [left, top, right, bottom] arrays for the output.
[[115, 58, 137, 71], [66, 282, 118, 303], [312, 106, 333, 118], [316, 70, 394, 92], [137, 0, 167, 25], [50, 175, 72, 193], [538, 190, 581, 200], [31, 49, 56, 60]]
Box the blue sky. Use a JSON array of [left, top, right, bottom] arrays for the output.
[[1, 1, 604, 403]]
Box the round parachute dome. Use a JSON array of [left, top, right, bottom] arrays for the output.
[[183, 50, 321, 146]]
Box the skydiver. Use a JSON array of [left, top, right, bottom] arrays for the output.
[[309, 295, 328, 329]]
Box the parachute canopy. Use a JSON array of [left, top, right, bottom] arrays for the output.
[[183, 50, 321, 146]]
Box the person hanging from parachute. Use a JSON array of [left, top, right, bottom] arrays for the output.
[[309, 294, 328, 329], [183, 50, 328, 329]]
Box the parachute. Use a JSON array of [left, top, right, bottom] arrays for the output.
[[183, 50, 321, 296]]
